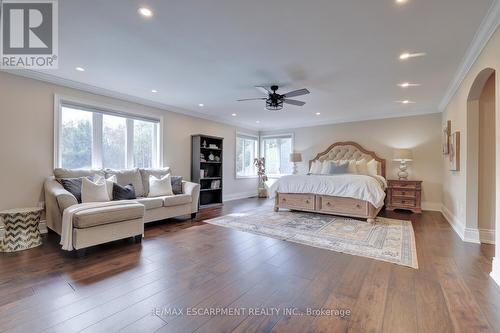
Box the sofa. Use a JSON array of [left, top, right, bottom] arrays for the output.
[[44, 167, 200, 252]]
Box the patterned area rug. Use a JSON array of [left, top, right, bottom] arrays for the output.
[[206, 209, 418, 269]]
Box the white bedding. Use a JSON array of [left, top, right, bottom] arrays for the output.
[[268, 174, 387, 208]]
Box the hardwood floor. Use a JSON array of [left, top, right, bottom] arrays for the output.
[[0, 198, 499, 332]]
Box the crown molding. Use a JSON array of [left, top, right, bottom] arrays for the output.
[[0, 69, 260, 131], [438, 0, 500, 112]]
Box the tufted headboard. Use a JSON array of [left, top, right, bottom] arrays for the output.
[[309, 141, 386, 178]]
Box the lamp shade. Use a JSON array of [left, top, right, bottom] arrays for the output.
[[289, 152, 302, 163], [393, 149, 413, 161]]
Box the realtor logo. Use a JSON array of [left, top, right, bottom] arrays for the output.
[[1, 0, 58, 68]]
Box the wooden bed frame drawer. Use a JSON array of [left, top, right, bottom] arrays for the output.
[[278, 194, 315, 210], [317, 196, 368, 215]]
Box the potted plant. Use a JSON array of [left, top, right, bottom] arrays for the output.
[[253, 157, 268, 198]]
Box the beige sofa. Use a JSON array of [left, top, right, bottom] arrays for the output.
[[44, 167, 200, 252]]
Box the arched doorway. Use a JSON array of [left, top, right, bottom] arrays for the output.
[[466, 68, 496, 244]]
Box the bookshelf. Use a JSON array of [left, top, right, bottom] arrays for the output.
[[191, 134, 223, 207]]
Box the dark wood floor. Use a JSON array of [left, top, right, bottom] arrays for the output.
[[0, 198, 499, 333]]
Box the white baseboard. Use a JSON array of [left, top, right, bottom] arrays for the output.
[[464, 227, 481, 243], [441, 205, 466, 241], [441, 205, 492, 244], [479, 228, 496, 244], [491, 257, 500, 287], [0, 220, 48, 241], [422, 201, 442, 212], [223, 191, 257, 202]]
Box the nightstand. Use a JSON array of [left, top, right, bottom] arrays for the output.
[[386, 180, 422, 213]]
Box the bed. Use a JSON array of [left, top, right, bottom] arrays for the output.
[[269, 141, 387, 223]]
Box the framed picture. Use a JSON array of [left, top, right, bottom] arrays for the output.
[[442, 120, 451, 155], [449, 131, 460, 171]]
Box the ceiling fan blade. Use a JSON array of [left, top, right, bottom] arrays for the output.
[[237, 98, 267, 102], [283, 88, 310, 98], [255, 86, 272, 95], [283, 99, 306, 106]]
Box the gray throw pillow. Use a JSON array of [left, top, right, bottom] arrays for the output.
[[112, 183, 136, 200], [329, 162, 349, 175], [171, 176, 183, 195], [58, 177, 90, 203]]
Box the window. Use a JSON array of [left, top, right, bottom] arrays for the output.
[[261, 134, 293, 177], [236, 133, 258, 177], [57, 101, 160, 169]]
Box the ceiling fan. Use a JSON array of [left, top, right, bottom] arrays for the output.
[[237, 85, 310, 111]]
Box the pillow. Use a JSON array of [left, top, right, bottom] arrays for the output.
[[171, 176, 183, 195], [346, 160, 357, 174], [105, 168, 145, 197], [148, 174, 173, 197], [329, 162, 348, 174], [310, 161, 322, 174], [356, 159, 369, 175], [94, 174, 116, 200], [81, 177, 110, 203], [367, 159, 379, 176], [58, 177, 87, 203], [320, 161, 332, 174], [112, 183, 136, 200], [140, 168, 171, 196]]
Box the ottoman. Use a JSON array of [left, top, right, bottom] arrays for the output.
[[0, 207, 43, 252]]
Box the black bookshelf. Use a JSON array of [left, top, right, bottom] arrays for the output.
[[191, 134, 223, 207]]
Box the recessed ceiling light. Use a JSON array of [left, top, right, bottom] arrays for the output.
[[399, 52, 426, 60], [397, 100, 416, 104], [396, 0, 408, 4], [256, 120, 260, 124], [75, 67, 85, 72], [138, 7, 153, 17], [398, 82, 420, 88], [231, 113, 237, 117], [151, 89, 158, 93], [198, 103, 204, 107], [315, 112, 321, 116]]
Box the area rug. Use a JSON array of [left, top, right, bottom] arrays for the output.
[[205, 209, 418, 269]]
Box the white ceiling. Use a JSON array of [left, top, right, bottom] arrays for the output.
[[29, 0, 495, 129]]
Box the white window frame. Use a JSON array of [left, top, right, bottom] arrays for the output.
[[54, 94, 163, 169], [260, 133, 295, 178], [235, 131, 259, 179]]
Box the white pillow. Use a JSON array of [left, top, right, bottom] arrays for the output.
[[356, 159, 369, 175], [310, 160, 322, 174], [320, 161, 332, 174], [346, 160, 357, 174], [82, 177, 110, 203], [94, 174, 116, 200], [148, 174, 173, 197], [367, 159, 379, 176]]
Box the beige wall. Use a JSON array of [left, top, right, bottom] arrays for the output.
[[0, 72, 257, 211], [262, 113, 444, 209], [441, 26, 500, 239], [478, 74, 496, 231]]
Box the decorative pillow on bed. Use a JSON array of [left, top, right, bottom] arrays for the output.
[[345, 160, 357, 174], [309, 160, 322, 174], [329, 161, 348, 174], [356, 159, 369, 175], [320, 161, 332, 174], [367, 159, 379, 176]]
